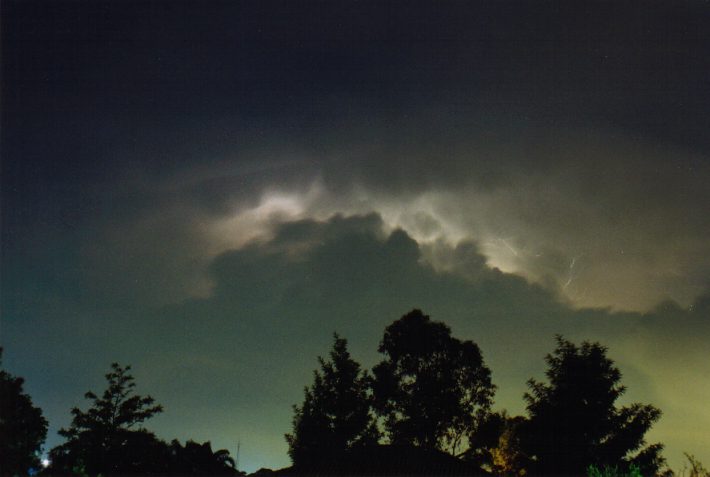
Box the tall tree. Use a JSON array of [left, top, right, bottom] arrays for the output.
[[286, 334, 378, 468], [372, 309, 495, 455], [48, 363, 165, 475], [522, 336, 665, 476], [0, 348, 48, 476]]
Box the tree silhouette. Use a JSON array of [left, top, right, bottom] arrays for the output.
[[372, 309, 495, 455], [48, 363, 165, 475], [0, 348, 48, 476], [522, 336, 665, 476], [286, 334, 378, 468]]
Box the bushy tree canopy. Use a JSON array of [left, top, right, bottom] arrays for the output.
[[372, 309, 495, 455], [0, 348, 48, 476], [522, 336, 665, 476], [286, 334, 378, 468]]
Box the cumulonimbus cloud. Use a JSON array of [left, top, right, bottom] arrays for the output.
[[88, 123, 710, 312]]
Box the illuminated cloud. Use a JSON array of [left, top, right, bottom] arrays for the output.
[[80, 126, 709, 312]]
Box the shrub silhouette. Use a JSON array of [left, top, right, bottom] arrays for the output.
[[587, 464, 643, 477], [167, 439, 241, 475]]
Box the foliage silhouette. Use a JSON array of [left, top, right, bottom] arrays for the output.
[[468, 411, 529, 476], [678, 453, 710, 477], [167, 439, 242, 476], [27, 319, 678, 477], [522, 336, 665, 476], [0, 347, 48, 476], [286, 334, 378, 468], [587, 463, 643, 477], [372, 309, 495, 455], [46, 363, 243, 476], [47, 363, 165, 475], [287, 444, 488, 476]]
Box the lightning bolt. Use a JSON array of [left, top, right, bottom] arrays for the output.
[[498, 237, 519, 257], [563, 253, 585, 290]]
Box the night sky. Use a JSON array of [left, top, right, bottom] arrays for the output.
[[2, 1, 710, 472]]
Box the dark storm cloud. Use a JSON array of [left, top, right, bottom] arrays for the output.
[[4, 1, 709, 303], [4, 0, 710, 198], [68, 121, 710, 310], [9, 0, 710, 309]]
